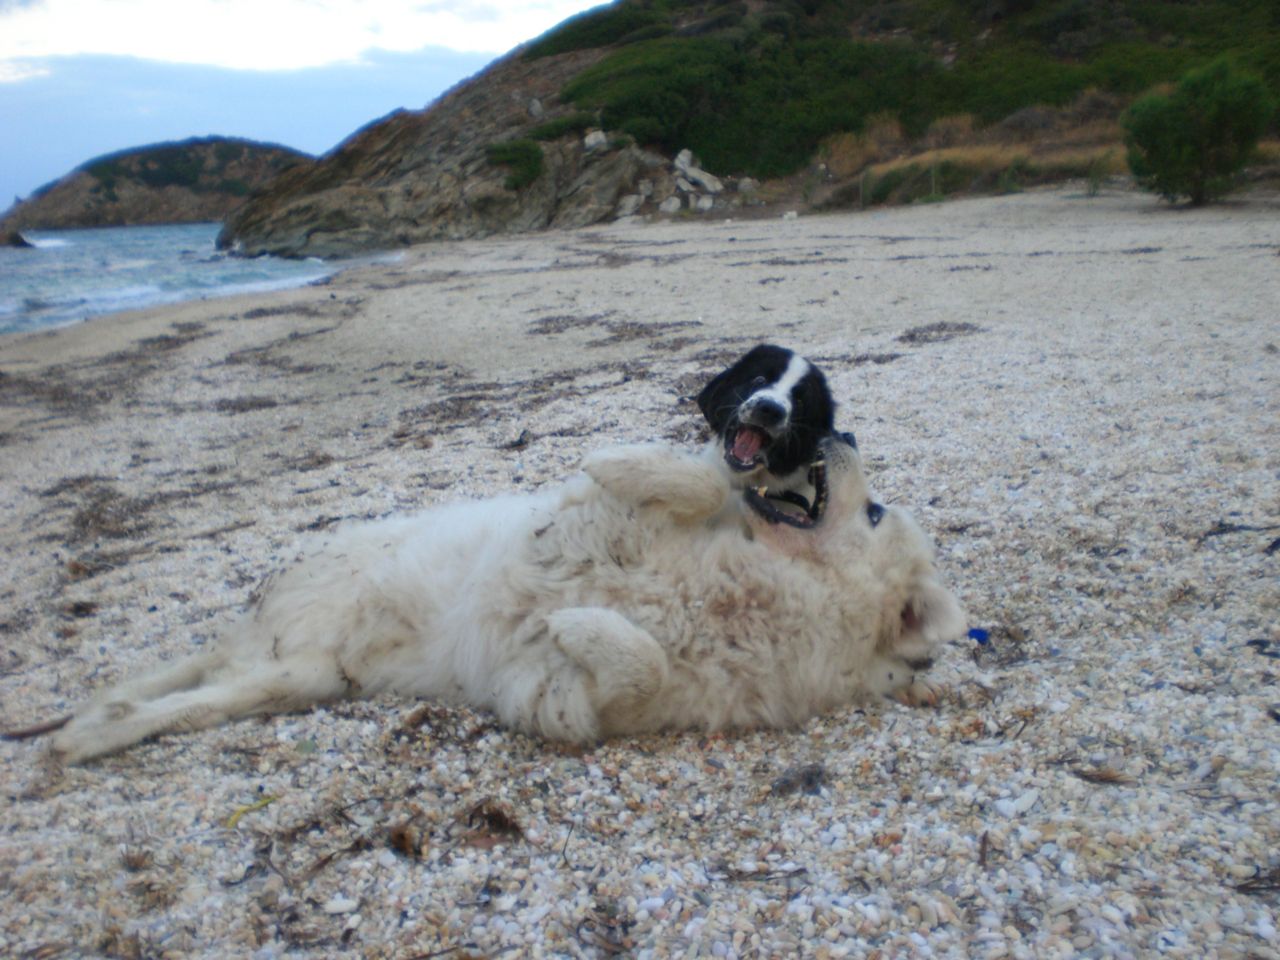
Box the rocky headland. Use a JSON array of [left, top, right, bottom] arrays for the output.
[[0, 137, 312, 233]]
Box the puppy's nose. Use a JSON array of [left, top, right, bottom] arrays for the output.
[[742, 397, 787, 428]]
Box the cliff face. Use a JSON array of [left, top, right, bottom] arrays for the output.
[[1, 138, 312, 231], [218, 49, 639, 258]]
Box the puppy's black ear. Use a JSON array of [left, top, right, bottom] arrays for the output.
[[795, 362, 836, 432], [696, 367, 736, 432]]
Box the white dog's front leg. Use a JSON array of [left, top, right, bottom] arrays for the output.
[[864, 653, 943, 707], [582, 444, 727, 522]]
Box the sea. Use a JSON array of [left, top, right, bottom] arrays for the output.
[[0, 223, 333, 336]]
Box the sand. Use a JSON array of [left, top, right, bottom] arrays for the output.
[[1, 186, 1277, 958]]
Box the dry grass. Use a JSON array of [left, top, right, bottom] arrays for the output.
[[810, 139, 1127, 211], [1035, 118, 1123, 150], [1252, 138, 1280, 164], [920, 114, 978, 150], [819, 113, 907, 178], [758, 87, 1176, 214], [1045, 145, 1126, 173], [867, 142, 1125, 180], [807, 87, 1137, 211], [808, 97, 1138, 211], [869, 144, 1028, 178]]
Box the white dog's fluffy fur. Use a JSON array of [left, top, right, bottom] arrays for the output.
[[50, 438, 964, 763]]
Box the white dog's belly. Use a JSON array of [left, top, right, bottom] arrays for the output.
[[506, 511, 865, 737]]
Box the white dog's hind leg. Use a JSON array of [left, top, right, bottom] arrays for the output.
[[549, 607, 669, 731], [51, 658, 347, 764], [582, 445, 727, 522], [79, 649, 228, 708]]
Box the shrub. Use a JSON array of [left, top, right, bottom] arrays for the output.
[[130, 145, 206, 189], [1122, 58, 1276, 205], [564, 35, 944, 178], [523, 5, 666, 60], [485, 140, 544, 190], [942, 46, 1088, 122], [217, 178, 251, 197], [87, 160, 123, 188], [214, 141, 246, 168], [528, 112, 598, 141]]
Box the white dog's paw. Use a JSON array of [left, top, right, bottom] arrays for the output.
[[49, 701, 151, 764], [496, 608, 670, 745], [550, 607, 669, 707], [866, 652, 943, 707], [48, 717, 102, 765], [891, 677, 945, 708], [583, 445, 726, 521]]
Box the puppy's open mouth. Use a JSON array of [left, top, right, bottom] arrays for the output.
[[725, 424, 771, 471], [744, 458, 828, 528]]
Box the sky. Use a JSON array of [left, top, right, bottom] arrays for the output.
[[0, 0, 605, 210]]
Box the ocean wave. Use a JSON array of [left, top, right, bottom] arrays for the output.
[[216, 272, 331, 299], [1, 223, 336, 336], [13, 284, 159, 317]]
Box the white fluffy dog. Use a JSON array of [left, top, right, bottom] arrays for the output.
[[48, 436, 964, 763]]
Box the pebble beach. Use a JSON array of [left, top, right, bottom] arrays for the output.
[[1, 185, 1277, 958]]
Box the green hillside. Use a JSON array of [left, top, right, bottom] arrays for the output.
[[526, 0, 1279, 179], [4, 136, 312, 230], [75, 137, 310, 202]]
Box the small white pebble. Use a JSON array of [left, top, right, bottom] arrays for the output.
[[323, 896, 359, 915]]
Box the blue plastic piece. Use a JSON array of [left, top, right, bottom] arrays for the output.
[[968, 628, 991, 645]]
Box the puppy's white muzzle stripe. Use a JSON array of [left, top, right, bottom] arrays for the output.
[[746, 353, 810, 424]]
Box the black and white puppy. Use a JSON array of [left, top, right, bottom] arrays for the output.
[[697, 344, 847, 526]]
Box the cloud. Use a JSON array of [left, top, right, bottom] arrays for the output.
[[0, 58, 48, 82], [0, 0, 602, 70], [415, 1, 501, 21], [0, 1, 604, 203], [0, 46, 495, 204]]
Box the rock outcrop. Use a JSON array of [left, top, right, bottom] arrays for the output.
[[217, 50, 756, 259], [0, 138, 312, 231]]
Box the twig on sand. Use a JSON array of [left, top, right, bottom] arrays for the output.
[[1196, 519, 1280, 546]]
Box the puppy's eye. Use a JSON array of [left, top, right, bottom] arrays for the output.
[[751, 376, 767, 388], [866, 502, 884, 527]]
